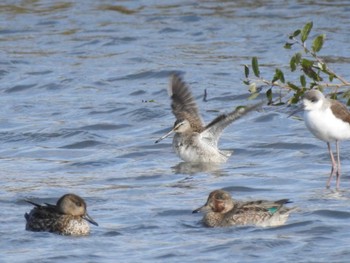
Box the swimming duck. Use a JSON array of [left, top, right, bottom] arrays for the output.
[[193, 189, 294, 227], [25, 193, 98, 236]]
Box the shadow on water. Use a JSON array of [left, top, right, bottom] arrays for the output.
[[171, 162, 223, 175]]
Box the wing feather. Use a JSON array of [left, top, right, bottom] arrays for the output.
[[201, 101, 263, 146], [330, 99, 350, 124], [170, 74, 204, 132]]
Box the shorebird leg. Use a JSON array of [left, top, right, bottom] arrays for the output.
[[326, 142, 337, 188], [335, 140, 341, 189]]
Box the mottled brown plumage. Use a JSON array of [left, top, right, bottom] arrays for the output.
[[25, 194, 98, 236], [193, 190, 295, 227], [170, 75, 204, 132], [155, 74, 262, 163]]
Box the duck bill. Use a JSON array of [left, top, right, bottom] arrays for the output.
[[83, 213, 99, 226], [155, 128, 175, 143], [192, 204, 209, 214]]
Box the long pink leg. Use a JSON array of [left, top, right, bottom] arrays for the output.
[[335, 140, 341, 189], [326, 142, 337, 188]]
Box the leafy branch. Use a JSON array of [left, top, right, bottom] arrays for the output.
[[243, 21, 350, 105]]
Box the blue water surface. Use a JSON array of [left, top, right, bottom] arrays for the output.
[[1, 1, 350, 262]]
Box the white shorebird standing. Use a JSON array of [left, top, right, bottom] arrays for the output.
[[303, 89, 350, 189], [155, 74, 262, 163]]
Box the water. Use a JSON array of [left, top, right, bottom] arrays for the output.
[[1, 0, 350, 262]]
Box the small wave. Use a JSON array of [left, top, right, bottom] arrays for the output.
[[60, 140, 104, 149]]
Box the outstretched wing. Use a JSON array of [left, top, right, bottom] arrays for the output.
[[170, 74, 204, 132], [201, 101, 263, 146]]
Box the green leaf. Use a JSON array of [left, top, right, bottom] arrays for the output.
[[271, 76, 277, 84], [284, 43, 293, 49], [347, 98, 350, 106], [312, 34, 325, 53], [287, 82, 300, 91], [302, 65, 322, 81], [244, 65, 249, 78], [329, 74, 334, 82], [343, 90, 350, 98], [279, 69, 285, 83], [301, 21, 313, 43], [289, 30, 301, 40], [290, 56, 296, 72], [243, 80, 250, 85], [290, 53, 302, 72], [293, 29, 301, 37], [301, 58, 314, 68], [266, 88, 272, 102], [330, 93, 337, 100], [273, 69, 285, 83], [310, 82, 318, 88], [273, 102, 285, 106], [252, 57, 260, 77], [295, 52, 302, 64], [290, 94, 301, 104], [300, 75, 306, 87]]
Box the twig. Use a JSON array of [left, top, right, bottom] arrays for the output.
[[203, 89, 207, 102]]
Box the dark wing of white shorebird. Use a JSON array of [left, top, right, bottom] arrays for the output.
[[170, 74, 204, 132], [201, 102, 263, 147], [330, 99, 350, 124]]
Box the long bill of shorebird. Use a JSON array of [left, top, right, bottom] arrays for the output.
[[155, 128, 175, 143]]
